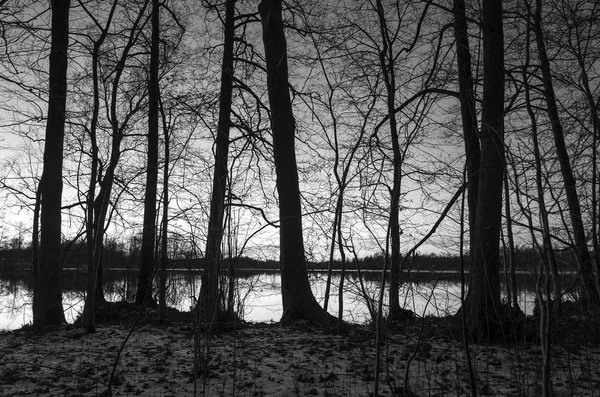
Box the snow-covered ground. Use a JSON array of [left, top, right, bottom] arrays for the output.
[[1, 313, 599, 396]]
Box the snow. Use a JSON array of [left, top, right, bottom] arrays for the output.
[[1, 315, 599, 396]]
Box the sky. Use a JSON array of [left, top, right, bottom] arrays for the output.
[[1, 0, 575, 259], [0, 1, 468, 261]]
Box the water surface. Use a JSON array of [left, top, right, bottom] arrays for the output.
[[0, 269, 537, 330]]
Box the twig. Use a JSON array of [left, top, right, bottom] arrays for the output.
[[402, 279, 439, 395], [459, 168, 477, 397], [107, 300, 148, 397]]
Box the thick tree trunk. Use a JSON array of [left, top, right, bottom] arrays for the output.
[[259, 0, 333, 325], [33, 0, 70, 332], [462, 0, 504, 339], [198, 0, 236, 323], [533, 0, 599, 305], [135, 0, 160, 306], [453, 0, 480, 259]]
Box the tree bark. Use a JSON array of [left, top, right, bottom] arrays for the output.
[[198, 0, 236, 323], [135, 0, 160, 305], [532, 0, 600, 305], [371, 0, 404, 322], [31, 180, 42, 306], [259, 0, 333, 325], [462, 0, 504, 339], [159, 100, 169, 322], [81, 0, 117, 333], [522, 14, 560, 300], [503, 173, 520, 310], [83, 0, 150, 318], [33, 0, 70, 332], [453, 0, 480, 259]]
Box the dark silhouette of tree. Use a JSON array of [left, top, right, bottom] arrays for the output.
[[80, 0, 151, 329], [452, 0, 480, 260], [135, 0, 161, 306], [521, 10, 560, 300], [553, 0, 600, 290], [80, 0, 118, 334], [531, 0, 600, 305], [158, 98, 171, 322], [198, 0, 237, 323], [285, 1, 376, 331], [370, 0, 432, 323], [372, 0, 407, 323], [258, 0, 332, 325], [33, 0, 70, 332], [462, 0, 505, 339]]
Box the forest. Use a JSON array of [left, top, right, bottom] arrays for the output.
[[1, 0, 599, 395]]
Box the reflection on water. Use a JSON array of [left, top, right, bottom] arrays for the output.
[[0, 270, 537, 330]]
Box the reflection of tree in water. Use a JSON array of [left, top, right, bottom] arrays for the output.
[[0, 270, 542, 329], [0, 277, 32, 329]]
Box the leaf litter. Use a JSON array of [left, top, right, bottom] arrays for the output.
[[1, 311, 600, 396]]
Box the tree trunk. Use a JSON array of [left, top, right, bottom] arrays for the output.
[[81, 0, 148, 326], [81, 0, 117, 333], [462, 0, 504, 339], [33, 0, 70, 333], [532, 0, 600, 305], [259, 0, 333, 325], [453, 0, 480, 259], [198, 0, 236, 323], [372, 0, 404, 322], [522, 15, 560, 301], [96, 0, 151, 305], [135, 0, 160, 305], [584, 70, 600, 289], [31, 180, 42, 305], [503, 174, 520, 310], [159, 98, 170, 322], [568, 8, 600, 288], [322, 195, 340, 311], [337, 210, 346, 332]]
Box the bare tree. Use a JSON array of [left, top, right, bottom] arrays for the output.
[[288, 1, 378, 330], [135, 0, 160, 306], [158, 98, 171, 322], [33, 0, 71, 332], [452, 0, 480, 260], [462, 0, 505, 339], [521, 9, 560, 300], [259, 0, 332, 324], [80, 0, 151, 329], [198, 0, 237, 323], [370, 0, 435, 322], [537, 0, 600, 300], [79, 0, 118, 333], [558, 0, 600, 289], [531, 0, 600, 305]]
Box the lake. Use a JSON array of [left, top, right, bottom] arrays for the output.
[[0, 269, 538, 330]]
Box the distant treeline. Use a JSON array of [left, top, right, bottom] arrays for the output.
[[0, 240, 582, 274]]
